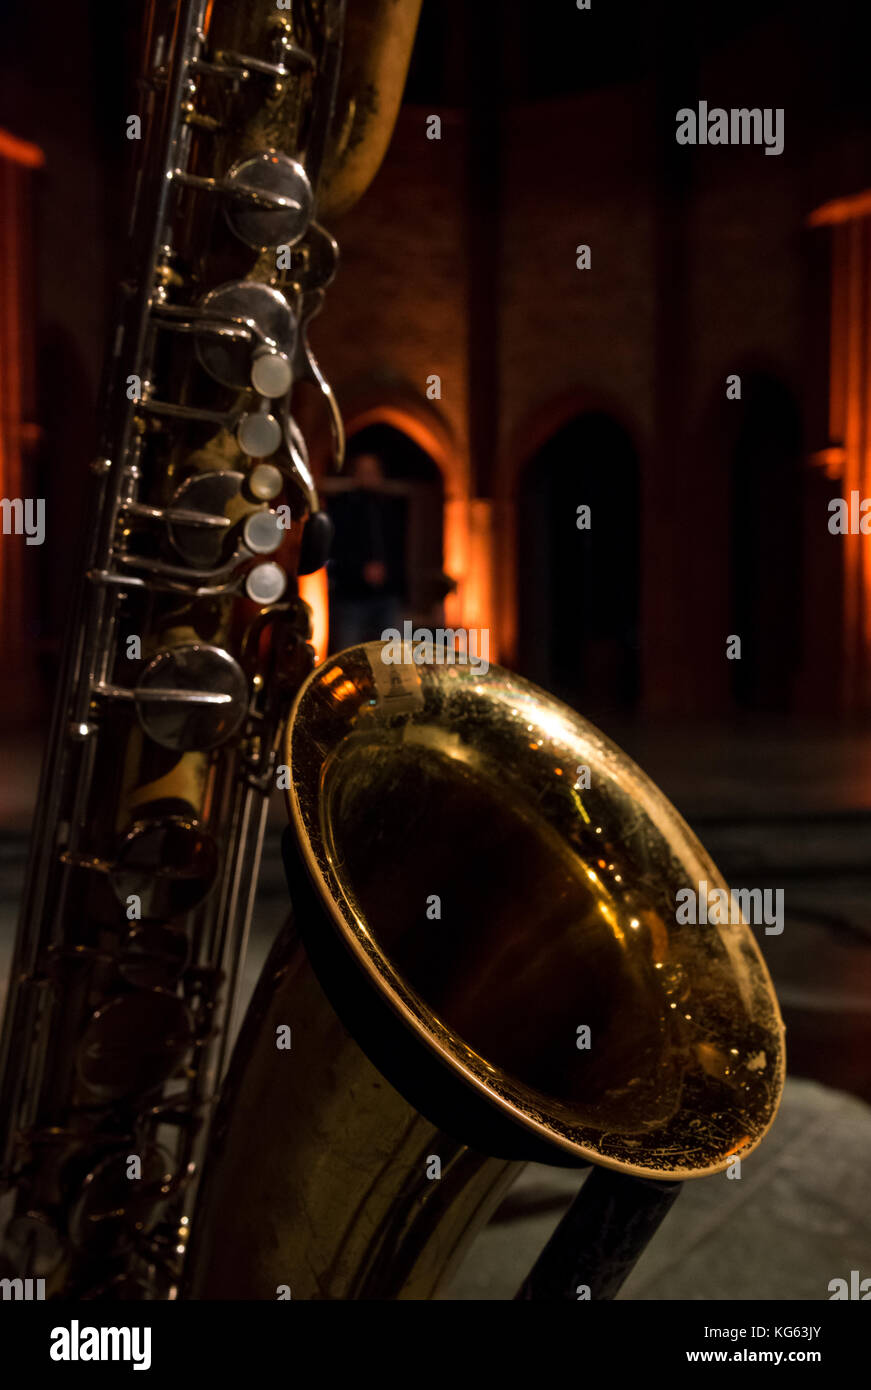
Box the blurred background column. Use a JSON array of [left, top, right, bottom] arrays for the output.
[[0, 130, 43, 724]]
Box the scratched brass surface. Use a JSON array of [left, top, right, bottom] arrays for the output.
[[188, 643, 784, 1299], [286, 644, 785, 1178], [185, 922, 518, 1299], [318, 0, 424, 220]]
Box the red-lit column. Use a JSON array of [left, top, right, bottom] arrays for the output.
[[0, 130, 44, 721]]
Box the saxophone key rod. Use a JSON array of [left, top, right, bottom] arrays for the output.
[[193, 46, 316, 79]]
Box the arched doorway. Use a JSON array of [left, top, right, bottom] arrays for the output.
[[321, 422, 447, 651], [516, 413, 641, 714], [728, 374, 803, 711]]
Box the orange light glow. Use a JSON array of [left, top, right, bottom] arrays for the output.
[[808, 188, 871, 227], [820, 209, 871, 706], [332, 679, 358, 703], [809, 446, 846, 480], [442, 498, 497, 658], [0, 129, 44, 169], [298, 567, 329, 665]]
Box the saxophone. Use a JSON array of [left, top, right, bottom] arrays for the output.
[[0, 0, 785, 1303], [0, 0, 420, 1300]]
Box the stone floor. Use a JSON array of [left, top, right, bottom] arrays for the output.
[[1, 715, 870, 1299], [447, 1078, 871, 1300]]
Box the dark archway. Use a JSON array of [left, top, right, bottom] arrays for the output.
[[516, 413, 641, 715], [323, 422, 447, 647], [728, 374, 803, 711]]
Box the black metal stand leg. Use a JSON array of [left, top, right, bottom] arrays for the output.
[[514, 1167, 682, 1300]]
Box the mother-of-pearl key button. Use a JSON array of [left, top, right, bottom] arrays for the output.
[[245, 561, 286, 605], [237, 411, 281, 458], [243, 509, 284, 554], [251, 348, 293, 399], [248, 463, 283, 501]]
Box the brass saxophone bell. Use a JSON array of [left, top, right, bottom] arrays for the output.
[[184, 640, 785, 1300], [285, 641, 785, 1178]]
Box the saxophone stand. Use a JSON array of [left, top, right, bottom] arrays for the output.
[[514, 1167, 682, 1300]]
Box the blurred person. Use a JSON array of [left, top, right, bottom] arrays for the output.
[[326, 451, 408, 652]]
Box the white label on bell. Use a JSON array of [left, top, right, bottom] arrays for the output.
[[246, 561, 286, 605], [251, 350, 292, 399], [237, 412, 281, 458], [366, 646, 424, 714]]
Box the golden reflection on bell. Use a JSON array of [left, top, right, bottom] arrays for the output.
[[285, 641, 785, 1179]]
